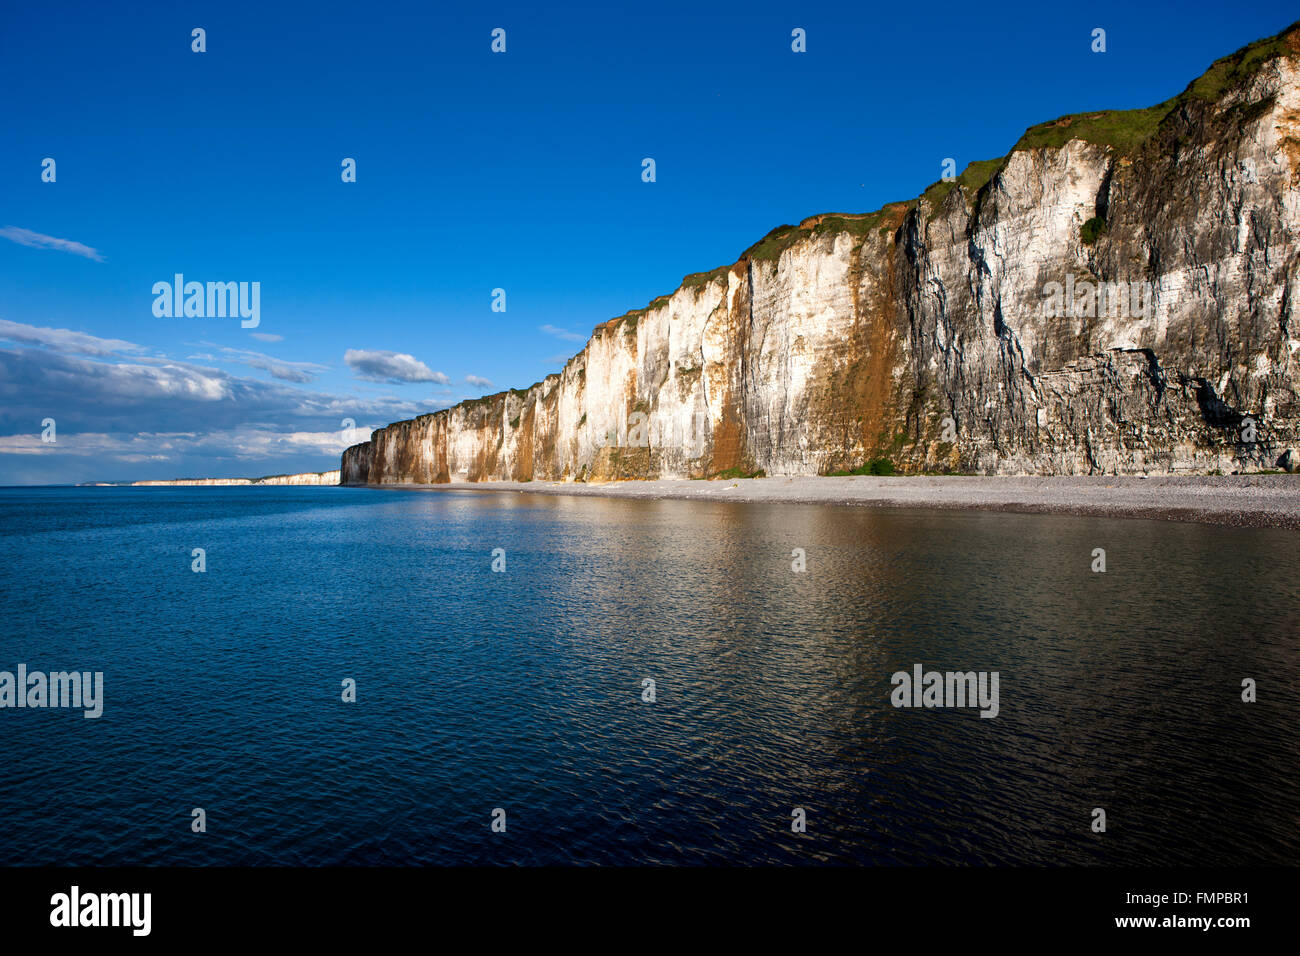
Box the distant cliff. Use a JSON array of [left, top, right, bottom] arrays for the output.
[[132, 470, 340, 487], [345, 25, 1300, 484]]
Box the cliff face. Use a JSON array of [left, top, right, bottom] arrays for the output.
[[345, 27, 1300, 484], [133, 470, 341, 486]]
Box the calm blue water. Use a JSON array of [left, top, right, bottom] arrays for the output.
[[0, 485, 1296, 865]]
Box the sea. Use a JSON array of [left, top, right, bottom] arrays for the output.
[[0, 485, 1296, 865]]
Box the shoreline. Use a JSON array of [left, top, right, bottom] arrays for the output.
[[348, 474, 1300, 530]]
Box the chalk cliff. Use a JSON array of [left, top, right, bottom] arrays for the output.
[[345, 26, 1300, 484], [132, 470, 341, 486]]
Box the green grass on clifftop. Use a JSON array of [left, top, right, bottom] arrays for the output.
[[922, 156, 1007, 206], [1184, 28, 1296, 102], [1013, 23, 1297, 156], [1013, 105, 1169, 154], [742, 207, 909, 262]]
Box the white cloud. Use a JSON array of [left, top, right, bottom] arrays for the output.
[[0, 426, 366, 461], [249, 332, 284, 343], [197, 342, 328, 383], [0, 432, 170, 460], [344, 349, 449, 384], [465, 374, 493, 388], [0, 226, 105, 262], [0, 337, 452, 483], [0, 320, 325, 385], [0, 341, 439, 435], [539, 324, 584, 342], [0, 318, 145, 358]]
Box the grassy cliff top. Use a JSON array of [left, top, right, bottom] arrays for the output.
[[740, 204, 915, 262], [921, 157, 1006, 208], [1014, 21, 1298, 154]]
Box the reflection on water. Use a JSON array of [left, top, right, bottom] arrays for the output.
[[0, 486, 1296, 864]]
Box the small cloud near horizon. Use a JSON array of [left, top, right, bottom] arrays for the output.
[[0, 226, 105, 262], [199, 343, 328, 384], [344, 348, 449, 385], [249, 332, 283, 343], [539, 324, 584, 342], [465, 374, 492, 389]]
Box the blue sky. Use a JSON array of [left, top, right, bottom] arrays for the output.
[[1, 0, 1295, 483]]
